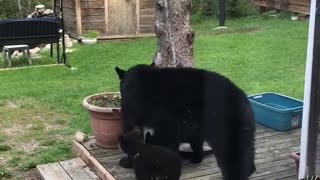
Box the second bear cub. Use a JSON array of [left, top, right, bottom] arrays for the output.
[[119, 131, 182, 180]]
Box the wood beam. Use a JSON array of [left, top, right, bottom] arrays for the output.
[[75, 0, 82, 35]]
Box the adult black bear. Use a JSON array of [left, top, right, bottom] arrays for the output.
[[115, 64, 256, 180], [119, 130, 182, 180]]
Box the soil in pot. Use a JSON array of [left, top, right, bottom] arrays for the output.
[[88, 94, 121, 108]]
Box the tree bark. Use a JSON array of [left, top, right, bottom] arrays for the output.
[[17, 0, 22, 18], [153, 0, 195, 68]]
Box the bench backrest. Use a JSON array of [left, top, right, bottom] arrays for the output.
[[0, 17, 60, 45]]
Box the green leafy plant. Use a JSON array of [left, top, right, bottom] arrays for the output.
[[192, 0, 257, 18], [83, 30, 99, 39]]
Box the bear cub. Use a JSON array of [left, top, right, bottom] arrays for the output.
[[119, 130, 182, 180]]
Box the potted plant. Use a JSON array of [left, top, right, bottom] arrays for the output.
[[81, 30, 99, 45], [82, 92, 122, 148]]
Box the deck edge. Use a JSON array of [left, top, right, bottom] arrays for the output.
[[72, 140, 116, 180]]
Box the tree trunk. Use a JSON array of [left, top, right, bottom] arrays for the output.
[[17, 0, 22, 18], [153, 0, 195, 68]]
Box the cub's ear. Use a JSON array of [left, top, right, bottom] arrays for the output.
[[115, 67, 126, 80]]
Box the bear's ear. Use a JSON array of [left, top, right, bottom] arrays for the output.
[[115, 67, 126, 80]]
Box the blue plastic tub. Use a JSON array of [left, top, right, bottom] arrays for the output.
[[248, 92, 303, 131]]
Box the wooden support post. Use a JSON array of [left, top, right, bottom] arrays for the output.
[[75, 0, 82, 35], [136, 0, 140, 34], [104, 0, 109, 35]]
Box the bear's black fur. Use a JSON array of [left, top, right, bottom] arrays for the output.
[[115, 64, 256, 180], [119, 130, 182, 180]]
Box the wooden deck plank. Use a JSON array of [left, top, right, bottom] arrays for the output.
[[36, 162, 72, 180], [91, 148, 122, 158], [277, 174, 298, 180], [251, 169, 297, 180], [73, 125, 301, 180], [59, 158, 99, 179], [72, 140, 116, 180]]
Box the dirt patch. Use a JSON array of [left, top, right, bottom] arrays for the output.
[[6, 101, 19, 109], [0, 98, 71, 178], [3, 125, 26, 138], [17, 141, 39, 154], [16, 168, 42, 180], [0, 156, 6, 165]]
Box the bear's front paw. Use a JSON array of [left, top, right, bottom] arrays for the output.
[[119, 157, 133, 168]]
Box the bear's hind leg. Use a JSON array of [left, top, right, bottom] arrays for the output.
[[212, 134, 252, 180], [189, 133, 204, 163]]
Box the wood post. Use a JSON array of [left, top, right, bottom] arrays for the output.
[[75, 0, 82, 35], [105, 0, 109, 35], [136, 0, 140, 34]]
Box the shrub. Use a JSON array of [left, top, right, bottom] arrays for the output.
[[192, 0, 257, 18], [83, 30, 99, 39], [0, 0, 52, 19]]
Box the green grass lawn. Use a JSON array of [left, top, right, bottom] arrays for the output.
[[0, 15, 308, 178]]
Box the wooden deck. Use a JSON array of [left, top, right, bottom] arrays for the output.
[[36, 158, 99, 180], [72, 124, 301, 180]]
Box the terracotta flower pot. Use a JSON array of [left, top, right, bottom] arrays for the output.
[[82, 92, 122, 148]]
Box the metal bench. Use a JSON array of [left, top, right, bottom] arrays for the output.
[[2, 45, 32, 67]]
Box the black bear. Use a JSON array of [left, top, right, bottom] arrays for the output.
[[119, 130, 182, 180], [115, 64, 256, 180]]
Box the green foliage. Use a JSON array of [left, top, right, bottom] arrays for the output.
[[261, 10, 295, 20], [0, 144, 11, 151], [0, 134, 7, 142], [83, 30, 99, 39], [8, 157, 22, 167], [0, 167, 11, 178], [192, 0, 257, 18], [190, 13, 212, 24], [0, 0, 52, 19]]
